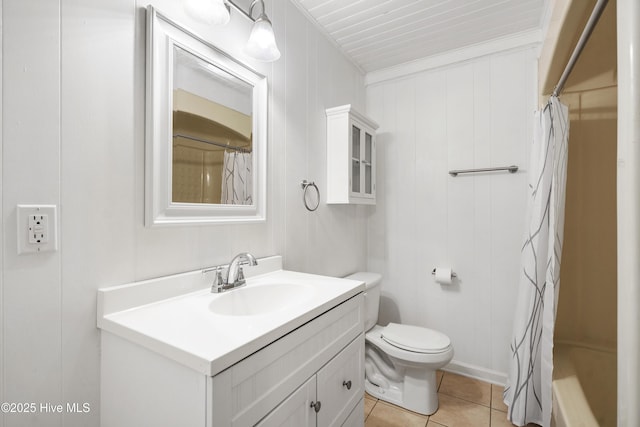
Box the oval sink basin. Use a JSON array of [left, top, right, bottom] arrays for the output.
[[208, 283, 314, 316]]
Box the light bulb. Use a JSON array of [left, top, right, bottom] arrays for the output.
[[184, 0, 230, 26], [244, 16, 281, 62]]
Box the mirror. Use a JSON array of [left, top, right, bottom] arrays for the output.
[[172, 46, 254, 205], [145, 6, 267, 226]]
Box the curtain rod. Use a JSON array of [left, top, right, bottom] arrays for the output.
[[553, 0, 609, 97], [173, 133, 251, 153]]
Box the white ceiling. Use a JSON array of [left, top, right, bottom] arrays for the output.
[[292, 0, 549, 73]]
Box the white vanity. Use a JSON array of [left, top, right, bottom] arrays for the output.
[[98, 256, 365, 426]]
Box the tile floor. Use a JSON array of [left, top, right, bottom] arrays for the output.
[[364, 371, 540, 427]]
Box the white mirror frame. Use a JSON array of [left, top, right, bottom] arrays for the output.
[[145, 6, 268, 226]]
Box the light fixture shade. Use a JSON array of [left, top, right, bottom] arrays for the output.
[[244, 16, 281, 62], [184, 0, 230, 26]]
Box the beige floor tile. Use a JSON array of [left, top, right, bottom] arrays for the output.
[[429, 393, 491, 427], [427, 421, 447, 426], [439, 372, 492, 406], [365, 400, 428, 427], [491, 409, 515, 427], [491, 385, 508, 412], [364, 395, 377, 418]]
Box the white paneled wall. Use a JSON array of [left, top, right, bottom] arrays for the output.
[[1, 1, 366, 426], [366, 47, 536, 381], [2, 1, 63, 426]]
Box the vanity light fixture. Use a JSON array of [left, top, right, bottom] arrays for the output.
[[244, 0, 281, 62], [183, 0, 231, 26]]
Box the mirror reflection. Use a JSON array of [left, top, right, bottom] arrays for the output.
[[172, 45, 253, 205]]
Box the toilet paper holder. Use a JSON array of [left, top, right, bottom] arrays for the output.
[[431, 268, 457, 278]]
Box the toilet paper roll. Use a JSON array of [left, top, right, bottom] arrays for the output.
[[434, 268, 453, 285]]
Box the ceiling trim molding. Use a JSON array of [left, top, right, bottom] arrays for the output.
[[288, 0, 366, 75], [365, 28, 543, 86]]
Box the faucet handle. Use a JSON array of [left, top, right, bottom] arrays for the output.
[[236, 267, 246, 284], [211, 266, 226, 293]]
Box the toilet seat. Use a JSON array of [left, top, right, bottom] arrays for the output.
[[381, 323, 451, 354], [366, 325, 453, 367]]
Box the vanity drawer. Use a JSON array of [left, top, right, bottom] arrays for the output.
[[209, 294, 364, 427], [317, 334, 364, 427]]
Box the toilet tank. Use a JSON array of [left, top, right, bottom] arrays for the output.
[[345, 272, 381, 331]]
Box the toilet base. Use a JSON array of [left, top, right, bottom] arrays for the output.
[[364, 368, 439, 415]]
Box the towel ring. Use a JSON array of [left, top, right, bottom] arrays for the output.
[[301, 180, 320, 212]]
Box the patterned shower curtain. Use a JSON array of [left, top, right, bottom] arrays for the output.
[[504, 96, 569, 427], [221, 151, 253, 205]]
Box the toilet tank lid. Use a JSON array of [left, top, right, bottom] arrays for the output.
[[345, 272, 382, 289]]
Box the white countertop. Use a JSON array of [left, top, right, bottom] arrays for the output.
[[97, 256, 365, 376]]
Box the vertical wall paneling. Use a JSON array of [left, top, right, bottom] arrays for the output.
[[392, 78, 417, 325], [270, 0, 286, 260], [366, 47, 536, 378], [283, 2, 309, 272], [364, 84, 386, 276], [471, 59, 493, 369], [306, 18, 322, 272], [60, 1, 137, 425], [414, 70, 448, 334], [0, 1, 3, 424], [366, 82, 399, 327], [2, 1, 63, 426], [446, 63, 479, 365], [488, 50, 533, 372]]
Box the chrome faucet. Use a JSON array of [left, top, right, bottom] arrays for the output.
[[210, 253, 258, 293]]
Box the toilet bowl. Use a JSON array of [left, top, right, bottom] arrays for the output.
[[346, 272, 454, 415]]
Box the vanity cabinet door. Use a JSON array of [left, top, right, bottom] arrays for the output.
[[316, 334, 364, 427], [256, 376, 317, 427], [257, 333, 364, 427], [341, 398, 364, 427]]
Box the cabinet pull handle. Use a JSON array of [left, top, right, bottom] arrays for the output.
[[342, 380, 352, 390], [310, 401, 321, 413]]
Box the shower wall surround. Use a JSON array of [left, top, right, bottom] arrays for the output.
[[0, 1, 366, 426], [366, 47, 537, 381]]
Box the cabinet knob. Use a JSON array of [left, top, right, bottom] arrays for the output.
[[342, 380, 352, 390], [310, 401, 321, 413]]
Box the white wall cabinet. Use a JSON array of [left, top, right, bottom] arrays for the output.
[[326, 105, 379, 205]]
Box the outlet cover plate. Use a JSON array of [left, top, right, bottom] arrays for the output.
[[17, 205, 58, 254]]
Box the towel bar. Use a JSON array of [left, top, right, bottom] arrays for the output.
[[449, 165, 518, 177]]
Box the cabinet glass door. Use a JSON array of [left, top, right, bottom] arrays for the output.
[[364, 132, 373, 195], [351, 125, 361, 194]]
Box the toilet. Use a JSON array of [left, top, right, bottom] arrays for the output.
[[346, 272, 454, 415]]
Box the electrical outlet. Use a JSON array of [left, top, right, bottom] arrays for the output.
[[17, 205, 57, 254], [28, 214, 49, 244]]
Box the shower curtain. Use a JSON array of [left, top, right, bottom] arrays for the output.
[[504, 96, 569, 427], [221, 151, 253, 205]]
